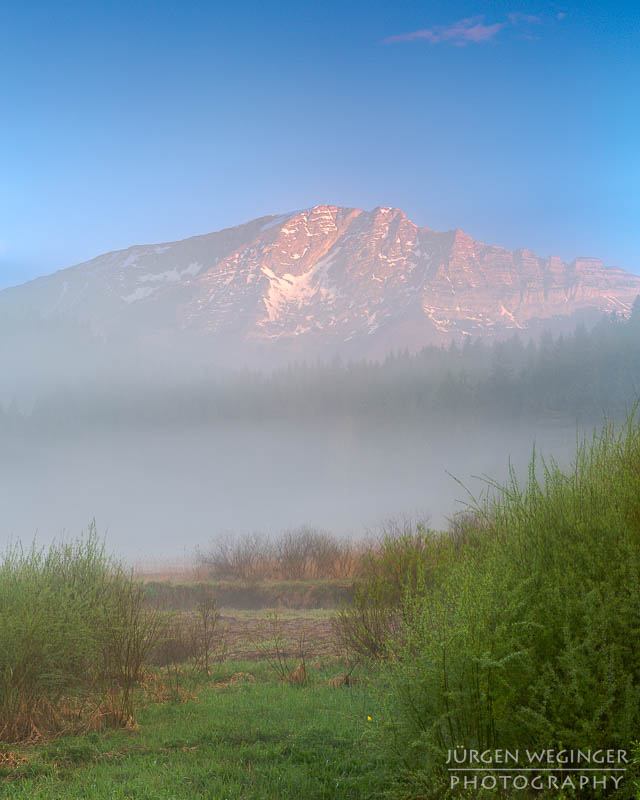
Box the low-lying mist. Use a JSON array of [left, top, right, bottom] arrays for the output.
[[2, 307, 638, 559], [2, 418, 584, 560]]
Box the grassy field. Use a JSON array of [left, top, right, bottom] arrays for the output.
[[0, 536, 393, 799], [5, 414, 640, 799], [0, 659, 389, 800]]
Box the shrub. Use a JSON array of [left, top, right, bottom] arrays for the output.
[[0, 526, 164, 742], [197, 527, 362, 581], [275, 526, 348, 580], [333, 516, 453, 660], [197, 532, 269, 581], [381, 413, 640, 796], [148, 596, 222, 675]]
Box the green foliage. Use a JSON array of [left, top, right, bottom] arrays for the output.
[[0, 526, 165, 742], [333, 519, 457, 660], [380, 412, 640, 796]]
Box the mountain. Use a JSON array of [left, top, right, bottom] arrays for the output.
[[2, 205, 639, 363]]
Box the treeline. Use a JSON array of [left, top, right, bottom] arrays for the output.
[[1, 300, 639, 433]]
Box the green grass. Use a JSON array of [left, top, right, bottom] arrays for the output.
[[1, 662, 390, 800]]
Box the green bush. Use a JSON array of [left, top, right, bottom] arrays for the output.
[[381, 413, 640, 796], [333, 519, 457, 660], [0, 525, 164, 742]]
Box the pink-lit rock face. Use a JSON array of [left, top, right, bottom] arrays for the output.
[[3, 205, 639, 361]]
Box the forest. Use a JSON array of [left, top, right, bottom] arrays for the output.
[[1, 299, 639, 433]]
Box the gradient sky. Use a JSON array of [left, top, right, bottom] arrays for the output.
[[2, 0, 639, 289]]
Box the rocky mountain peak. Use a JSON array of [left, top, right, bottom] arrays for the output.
[[1, 205, 638, 364]]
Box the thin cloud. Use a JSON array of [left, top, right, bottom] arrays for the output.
[[383, 16, 506, 46], [508, 12, 542, 25], [383, 12, 553, 47]]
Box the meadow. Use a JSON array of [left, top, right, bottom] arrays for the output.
[[2, 412, 640, 798], [0, 661, 388, 800]]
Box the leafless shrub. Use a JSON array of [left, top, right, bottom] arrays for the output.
[[196, 533, 271, 581], [254, 611, 308, 685], [148, 617, 199, 669], [197, 527, 368, 582], [276, 526, 345, 579], [148, 593, 224, 699], [332, 599, 400, 661], [97, 576, 166, 725], [367, 511, 432, 544]]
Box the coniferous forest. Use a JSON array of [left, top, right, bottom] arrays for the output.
[[1, 300, 638, 433]]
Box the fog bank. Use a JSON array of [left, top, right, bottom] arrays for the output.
[[1, 419, 584, 559]]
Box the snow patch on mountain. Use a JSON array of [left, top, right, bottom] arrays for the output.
[[260, 250, 340, 323], [123, 287, 156, 304], [138, 262, 203, 284]]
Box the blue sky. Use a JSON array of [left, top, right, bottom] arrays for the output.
[[1, 0, 639, 288]]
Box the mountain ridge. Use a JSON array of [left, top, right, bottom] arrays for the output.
[[2, 205, 639, 363]]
